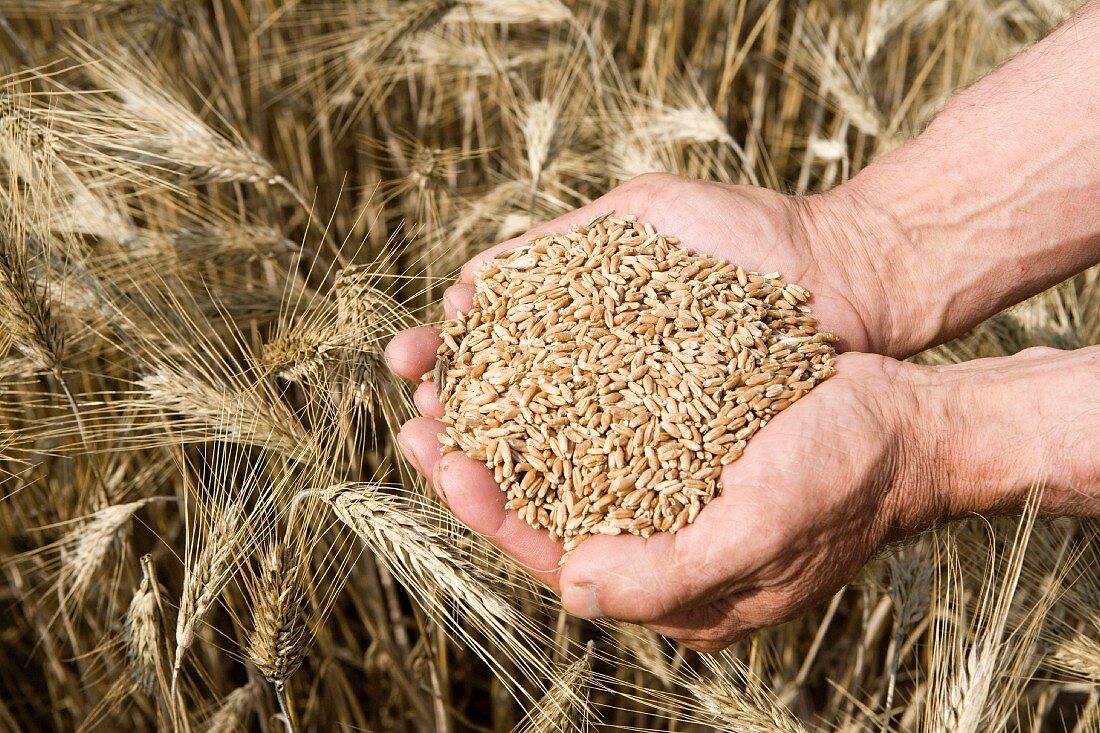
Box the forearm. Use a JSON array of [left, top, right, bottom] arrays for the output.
[[897, 345, 1100, 528], [824, 1, 1100, 358]]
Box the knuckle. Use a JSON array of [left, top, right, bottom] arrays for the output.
[[1018, 345, 1063, 359], [616, 589, 663, 623], [627, 171, 679, 188]]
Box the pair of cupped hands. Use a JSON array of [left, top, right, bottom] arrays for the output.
[[384, 174, 1069, 652]]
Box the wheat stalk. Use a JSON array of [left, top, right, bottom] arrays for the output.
[[59, 497, 172, 605], [880, 544, 932, 730], [65, 38, 279, 185], [137, 367, 320, 465], [928, 495, 1052, 733], [1049, 634, 1100, 683], [244, 546, 307, 686], [443, 0, 572, 24], [514, 641, 595, 733]]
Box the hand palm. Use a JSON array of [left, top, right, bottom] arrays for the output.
[[460, 174, 878, 352]]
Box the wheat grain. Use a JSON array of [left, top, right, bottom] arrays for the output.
[[436, 214, 836, 551]]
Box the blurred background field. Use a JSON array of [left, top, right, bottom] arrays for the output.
[[0, 1, 1096, 731]]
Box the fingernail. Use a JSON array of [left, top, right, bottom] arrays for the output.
[[433, 457, 448, 501], [562, 583, 603, 620], [396, 432, 422, 474], [443, 288, 463, 315], [382, 339, 399, 370]]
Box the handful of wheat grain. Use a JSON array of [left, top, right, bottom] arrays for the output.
[[435, 214, 837, 551]]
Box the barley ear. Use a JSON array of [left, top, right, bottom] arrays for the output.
[[244, 546, 308, 686], [515, 641, 596, 733], [125, 554, 166, 697], [173, 503, 243, 676]]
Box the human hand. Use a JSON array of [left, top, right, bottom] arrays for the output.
[[384, 165, 927, 650], [442, 173, 910, 356], [390, 333, 1100, 651], [383, 0, 1100, 647], [384, 171, 1100, 652], [390, 343, 931, 651]]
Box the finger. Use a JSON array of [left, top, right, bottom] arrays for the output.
[[434, 450, 563, 588], [558, 475, 769, 622], [443, 283, 475, 319], [384, 327, 442, 381], [558, 533, 687, 622], [413, 380, 445, 419], [396, 417, 446, 482], [397, 420, 565, 586]]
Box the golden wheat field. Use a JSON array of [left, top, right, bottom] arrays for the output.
[[0, 1, 1096, 731]]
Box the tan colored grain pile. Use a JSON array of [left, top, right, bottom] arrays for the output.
[[435, 214, 837, 550]]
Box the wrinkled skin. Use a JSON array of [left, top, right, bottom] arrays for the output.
[[385, 173, 928, 652]]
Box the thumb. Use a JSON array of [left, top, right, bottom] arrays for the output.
[[558, 532, 687, 622], [557, 509, 754, 623], [556, 458, 782, 622]]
